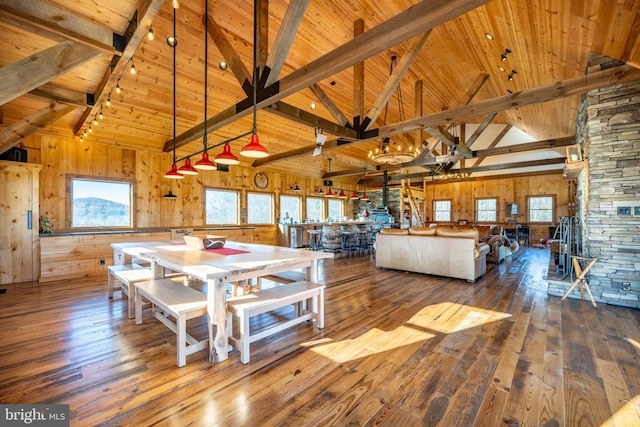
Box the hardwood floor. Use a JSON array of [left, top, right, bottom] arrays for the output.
[[1, 248, 639, 426]]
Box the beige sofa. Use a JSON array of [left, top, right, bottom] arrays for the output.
[[375, 226, 490, 282]]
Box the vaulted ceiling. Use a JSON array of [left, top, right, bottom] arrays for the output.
[[1, 0, 639, 185]]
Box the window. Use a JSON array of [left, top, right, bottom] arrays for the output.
[[280, 195, 301, 223], [328, 198, 343, 221], [434, 200, 451, 222], [205, 189, 239, 224], [528, 196, 554, 223], [70, 177, 133, 228], [247, 192, 273, 224], [476, 198, 497, 222], [305, 197, 324, 222]]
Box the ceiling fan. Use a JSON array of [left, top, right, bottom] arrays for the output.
[[312, 127, 327, 156]]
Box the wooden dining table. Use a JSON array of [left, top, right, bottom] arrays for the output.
[[111, 240, 333, 363]]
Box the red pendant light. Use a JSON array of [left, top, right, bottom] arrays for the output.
[[241, 133, 268, 158], [350, 191, 359, 200], [325, 187, 335, 197], [178, 157, 198, 175], [215, 143, 240, 165], [194, 151, 217, 170], [164, 163, 184, 179], [360, 192, 369, 201], [338, 189, 347, 199]]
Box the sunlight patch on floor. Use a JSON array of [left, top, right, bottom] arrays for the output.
[[307, 302, 510, 363]]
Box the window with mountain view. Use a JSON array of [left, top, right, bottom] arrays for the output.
[[70, 178, 132, 228]]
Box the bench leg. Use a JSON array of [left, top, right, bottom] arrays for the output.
[[317, 288, 325, 329], [108, 272, 115, 298], [122, 282, 135, 319], [177, 315, 187, 367], [239, 310, 250, 364], [135, 287, 143, 325]]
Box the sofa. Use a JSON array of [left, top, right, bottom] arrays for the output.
[[477, 225, 519, 263], [375, 226, 490, 282]]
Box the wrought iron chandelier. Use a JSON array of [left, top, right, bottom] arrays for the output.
[[368, 55, 420, 165]]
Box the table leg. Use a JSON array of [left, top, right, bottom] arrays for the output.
[[208, 276, 229, 363]]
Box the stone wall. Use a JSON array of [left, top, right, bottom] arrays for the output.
[[548, 55, 640, 308]]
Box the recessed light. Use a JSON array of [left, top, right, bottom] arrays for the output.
[[310, 103, 316, 110], [219, 60, 228, 70], [485, 33, 494, 40], [498, 66, 505, 72]]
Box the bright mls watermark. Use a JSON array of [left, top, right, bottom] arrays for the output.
[[1, 404, 69, 426]]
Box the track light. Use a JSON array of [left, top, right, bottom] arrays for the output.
[[508, 69, 517, 81], [147, 26, 154, 41], [106, 93, 111, 107], [130, 58, 136, 74], [500, 48, 512, 62]]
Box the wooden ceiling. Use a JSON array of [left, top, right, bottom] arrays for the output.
[[1, 0, 639, 183]]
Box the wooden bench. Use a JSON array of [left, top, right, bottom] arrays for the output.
[[134, 278, 209, 367], [226, 280, 325, 364], [108, 264, 151, 319]]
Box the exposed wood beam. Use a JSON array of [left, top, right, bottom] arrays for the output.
[[266, 102, 357, 139], [467, 124, 512, 169], [353, 19, 365, 126], [27, 83, 91, 109], [264, 0, 311, 87], [425, 125, 473, 157], [168, 0, 490, 150], [475, 136, 575, 157], [0, 0, 118, 55], [204, 14, 251, 91], [0, 41, 100, 107], [262, 63, 639, 164], [465, 112, 497, 148], [309, 83, 352, 128], [0, 103, 75, 153], [258, 0, 268, 73], [364, 31, 430, 131], [73, 0, 166, 135]]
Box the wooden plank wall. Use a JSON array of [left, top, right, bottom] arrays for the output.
[[422, 173, 571, 243], [26, 133, 357, 239]]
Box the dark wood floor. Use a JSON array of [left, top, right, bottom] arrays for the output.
[[1, 247, 639, 426]]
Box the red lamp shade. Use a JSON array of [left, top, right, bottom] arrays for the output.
[[215, 143, 240, 165], [164, 163, 184, 179], [325, 188, 335, 197], [177, 158, 198, 175], [360, 192, 369, 201], [350, 191, 359, 200], [240, 133, 269, 158], [338, 189, 347, 199], [194, 152, 217, 170]]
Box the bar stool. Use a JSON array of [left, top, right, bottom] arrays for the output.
[[307, 229, 323, 251], [340, 226, 358, 257]]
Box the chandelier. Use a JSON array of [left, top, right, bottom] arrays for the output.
[[368, 55, 420, 165]]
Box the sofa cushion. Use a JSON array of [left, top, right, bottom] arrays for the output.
[[380, 228, 409, 235], [435, 227, 479, 240], [408, 227, 436, 236], [476, 242, 490, 258]]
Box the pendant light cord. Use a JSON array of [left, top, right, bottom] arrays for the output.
[[172, 8, 177, 164], [203, 0, 208, 149], [252, 0, 258, 134]]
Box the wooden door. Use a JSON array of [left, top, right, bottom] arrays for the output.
[[0, 161, 41, 284]]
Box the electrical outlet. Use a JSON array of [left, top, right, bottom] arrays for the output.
[[99, 258, 105, 265], [617, 207, 631, 215]]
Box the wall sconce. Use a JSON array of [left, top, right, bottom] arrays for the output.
[[290, 182, 301, 192]]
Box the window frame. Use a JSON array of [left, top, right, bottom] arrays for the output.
[[475, 197, 498, 223], [433, 199, 452, 222], [66, 175, 135, 230], [247, 191, 274, 225], [527, 195, 555, 224], [280, 194, 302, 224], [305, 196, 325, 223], [204, 188, 240, 225], [327, 198, 344, 221]]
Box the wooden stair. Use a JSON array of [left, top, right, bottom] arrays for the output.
[[401, 180, 425, 227]]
